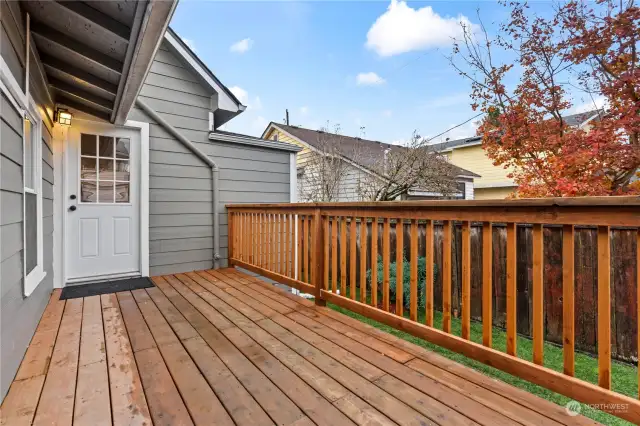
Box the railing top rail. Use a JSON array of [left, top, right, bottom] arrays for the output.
[[226, 196, 640, 210], [226, 196, 640, 227]]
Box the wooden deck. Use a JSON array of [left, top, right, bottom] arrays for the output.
[[1, 268, 598, 426]]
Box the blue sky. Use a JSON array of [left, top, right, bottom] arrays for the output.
[[169, 1, 573, 144]]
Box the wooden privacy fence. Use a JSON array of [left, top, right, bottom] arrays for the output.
[[227, 197, 640, 423]]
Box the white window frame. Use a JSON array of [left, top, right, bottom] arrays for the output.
[[1, 60, 46, 296], [23, 95, 45, 296]]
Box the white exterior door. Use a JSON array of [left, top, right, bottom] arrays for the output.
[[66, 123, 140, 283]]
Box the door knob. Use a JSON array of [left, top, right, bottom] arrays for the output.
[[70, 194, 77, 200], [69, 205, 77, 212]]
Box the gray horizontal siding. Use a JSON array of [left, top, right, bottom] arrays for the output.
[[138, 40, 290, 276], [0, 72, 54, 402]]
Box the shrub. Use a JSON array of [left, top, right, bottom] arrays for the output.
[[366, 255, 438, 310]]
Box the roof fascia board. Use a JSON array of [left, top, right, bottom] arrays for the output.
[[209, 132, 302, 152]]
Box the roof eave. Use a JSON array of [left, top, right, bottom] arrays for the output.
[[113, 0, 178, 124]]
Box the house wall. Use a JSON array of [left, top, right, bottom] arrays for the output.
[[474, 186, 515, 200], [1, 0, 55, 401], [448, 144, 515, 198], [128, 41, 290, 275]]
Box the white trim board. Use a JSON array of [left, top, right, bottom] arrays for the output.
[[52, 119, 150, 287]]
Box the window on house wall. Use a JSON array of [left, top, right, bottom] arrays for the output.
[[273, 133, 279, 141], [23, 101, 45, 296]]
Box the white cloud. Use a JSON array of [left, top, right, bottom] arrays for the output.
[[229, 86, 261, 110], [229, 86, 248, 105], [299, 106, 309, 115], [230, 38, 254, 54], [356, 72, 385, 86], [366, 0, 477, 57]]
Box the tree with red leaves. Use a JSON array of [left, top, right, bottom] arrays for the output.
[[451, 0, 640, 197]]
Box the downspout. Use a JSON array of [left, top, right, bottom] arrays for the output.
[[135, 98, 221, 268]]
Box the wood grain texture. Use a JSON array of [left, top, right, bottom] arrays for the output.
[[425, 220, 434, 327], [370, 218, 378, 307], [506, 223, 517, 356], [562, 224, 575, 376], [332, 217, 338, 293], [410, 219, 418, 322], [442, 220, 452, 333], [382, 218, 391, 312], [461, 221, 471, 340], [350, 217, 357, 300], [597, 225, 611, 390], [482, 222, 492, 348], [532, 224, 544, 365], [360, 217, 367, 303], [395, 220, 404, 317]]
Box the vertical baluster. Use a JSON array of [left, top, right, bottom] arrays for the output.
[[350, 217, 357, 299], [425, 220, 434, 327], [371, 218, 378, 307], [304, 215, 310, 283], [396, 219, 404, 317], [410, 219, 418, 322], [340, 218, 347, 296], [244, 213, 249, 262], [280, 215, 285, 274], [482, 222, 493, 347], [285, 214, 290, 277], [270, 214, 276, 271], [258, 214, 263, 268], [442, 220, 452, 333], [360, 217, 367, 303], [461, 221, 471, 340], [563, 224, 575, 376], [297, 215, 303, 280], [332, 217, 338, 293], [506, 222, 517, 356], [637, 228, 640, 398], [229, 212, 235, 265], [597, 225, 611, 389], [532, 223, 544, 365], [312, 209, 326, 306], [237, 213, 242, 261], [249, 214, 254, 264], [383, 218, 390, 312], [324, 216, 330, 290]]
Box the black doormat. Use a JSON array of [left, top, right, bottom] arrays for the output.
[[60, 277, 154, 300]]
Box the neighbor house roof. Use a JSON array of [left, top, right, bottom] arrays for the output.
[[430, 109, 604, 153], [210, 130, 302, 153], [264, 123, 480, 178]]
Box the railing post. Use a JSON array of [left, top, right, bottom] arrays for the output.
[[312, 207, 326, 306], [228, 211, 235, 267]]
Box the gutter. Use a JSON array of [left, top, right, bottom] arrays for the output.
[[136, 98, 221, 269]]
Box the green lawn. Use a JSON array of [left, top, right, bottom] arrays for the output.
[[328, 302, 637, 426]]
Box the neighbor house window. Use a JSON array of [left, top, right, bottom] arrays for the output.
[[23, 100, 45, 296]]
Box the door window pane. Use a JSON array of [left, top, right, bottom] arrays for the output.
[[115, 138, 130, 159], [115, 182, 130, 203], [81, 134, 97, 156], [98, 136, 114, 157], [115, 160, 130, 181], [98, 181, 114, 203], [81, 180, 97, 202], [98, 159, 114, 180], [81, 158, 97, 180]]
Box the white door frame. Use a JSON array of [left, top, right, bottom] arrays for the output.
[[53, 118, 149, 288]]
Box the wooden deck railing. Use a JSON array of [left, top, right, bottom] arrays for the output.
[[227, 197, 640, 422]]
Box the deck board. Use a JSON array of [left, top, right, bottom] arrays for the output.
[[1, 268, 599, 426]]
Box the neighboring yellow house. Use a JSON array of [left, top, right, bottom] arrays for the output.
[[433, 136, 516, 199], [431, 110, 603, 199]]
